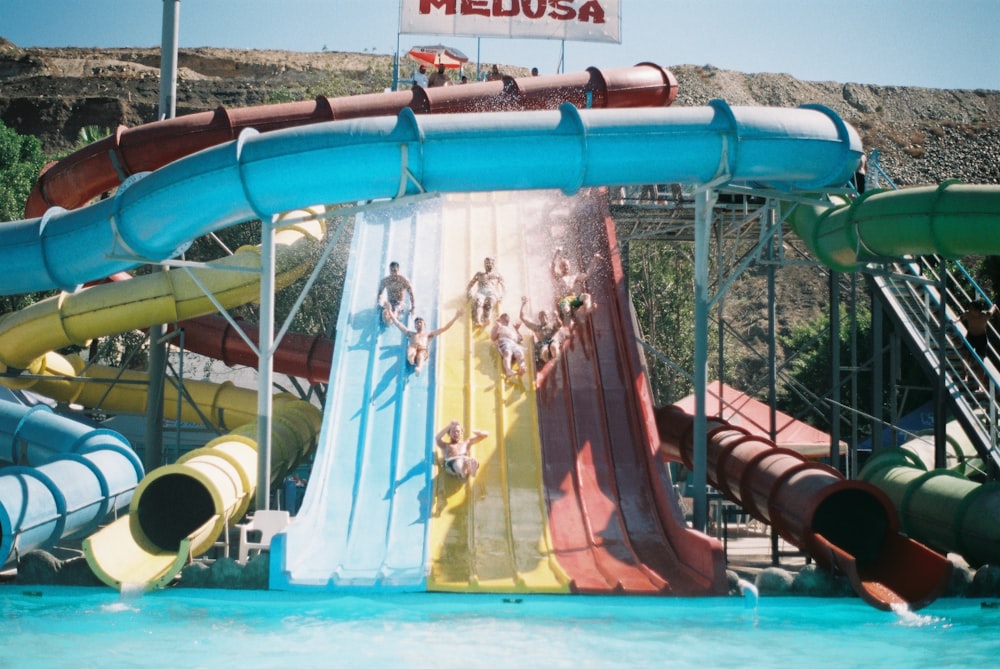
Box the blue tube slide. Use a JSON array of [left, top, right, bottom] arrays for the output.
[[0, 402, 144, 568], [0, 100, 861, 297]]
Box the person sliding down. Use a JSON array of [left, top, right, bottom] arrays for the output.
[[551, 246, 600, 329], [436, 420, 487, 479], [467, 256, 505, 328], [386, 308, 462, 374], [490, 312, 527, 379]]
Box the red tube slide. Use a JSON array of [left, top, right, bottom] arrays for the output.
[[165, 315, 333, 386], [25, 64, 678, 216], [655, 405, 952, 611]]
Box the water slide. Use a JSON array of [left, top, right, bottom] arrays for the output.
[[84, 397, 320, 590], [24, 64, 680, 217], [655, 406, 952, 611], [271, 197, 447, 590], [786, 179, 1000, 576], [0, 208, 327, 586], [270, 186, 724, 594], [860, 447, 1000, 569], [2, 65, 679, 589], [788, 180, 1000, 273], [0, 400, 143, 569], [165, 314, 333, 385], [3, 67, 961, 604], [1, 96, 864, 595]]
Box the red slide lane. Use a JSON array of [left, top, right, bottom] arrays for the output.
[[25, 64, 678, 217], [536, 190, 727, 595]]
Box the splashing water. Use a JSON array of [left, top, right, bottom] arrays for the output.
[[737, 578, 759, 610]]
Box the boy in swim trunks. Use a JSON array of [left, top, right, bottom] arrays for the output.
[[520, 296, 568, 368], [466, 256, 505, 327], [551, 247, 601, 328], [490, 312, 527, 379], [376, 261, 416, 325], [954, 298, 998, 387], [435, 420, 488, 479], [386, 308, 463, 374]]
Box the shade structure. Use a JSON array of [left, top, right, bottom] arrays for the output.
[[407, 44, 469, 69]]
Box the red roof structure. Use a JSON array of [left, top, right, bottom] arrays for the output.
[[672, 382, 846, 460]]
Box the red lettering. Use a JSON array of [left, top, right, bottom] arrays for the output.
[[420, 0, 456, 14], [462, 0, 490, 16], [521, 0, 546, 19], [577, 0, 606, 23], [492, 0, 518, 18], [418, 0, 609, 24], [547, 0, 575, 20]]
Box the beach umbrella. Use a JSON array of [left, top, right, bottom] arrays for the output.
[[406, 44, 469, 69]]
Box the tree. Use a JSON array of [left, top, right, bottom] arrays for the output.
[[626, 239, 698, 405], [776, 302, 931, 437], [0, 120, 46, 223], [0, 121, 52, 316]]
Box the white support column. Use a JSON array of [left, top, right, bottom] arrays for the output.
[[691, 187, 717, 532], [255, 214, 277, 511]]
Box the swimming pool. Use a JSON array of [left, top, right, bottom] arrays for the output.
[[2, 587, 998, 668]]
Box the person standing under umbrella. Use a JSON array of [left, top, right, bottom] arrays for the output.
[[428, 63, 450, 87], [412, 64, 428, 88]]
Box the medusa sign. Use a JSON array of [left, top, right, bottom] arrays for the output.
[[400, 0, 622, 44]]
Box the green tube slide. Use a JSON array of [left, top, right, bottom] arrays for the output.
[[788, 181, 1000, 272], [860, 447, 1000, 568]]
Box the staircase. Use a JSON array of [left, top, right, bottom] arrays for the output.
[[871, 256, 1000, 474]]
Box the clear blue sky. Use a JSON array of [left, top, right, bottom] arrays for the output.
[[3, 0, 998, 90]]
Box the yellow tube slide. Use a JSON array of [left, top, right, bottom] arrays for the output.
[[84, 399, 321, 591], [0, 213, 324, 377]]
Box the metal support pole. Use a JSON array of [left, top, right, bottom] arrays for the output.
[[691, 188, 716, 532], [934, 256, 948, 469], [255, 215, 277, 511], [830, 272, 842, 471], [393, 32, 400, 91], [872, 288, 884, 452], [145, 0, 180, 473], [890, 332, 901, 448], [849, 272, 858, 478], [158, 1, 179, 120], [766, 205, 780, 565]]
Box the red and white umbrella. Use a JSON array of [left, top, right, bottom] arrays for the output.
[[406, 44, 469, 70]]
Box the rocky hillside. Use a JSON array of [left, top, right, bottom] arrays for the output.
[[2, 38, 998, 189]]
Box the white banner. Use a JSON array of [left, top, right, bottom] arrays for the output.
[[399, 0, 621, 44]]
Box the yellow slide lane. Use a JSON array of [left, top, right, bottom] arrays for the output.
[[427, 193, 568, 593]]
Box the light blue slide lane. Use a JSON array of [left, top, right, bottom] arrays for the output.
[[271, 199, 442, 590]]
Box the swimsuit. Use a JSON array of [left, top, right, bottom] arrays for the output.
[[968, 332, 989, 356], [444, 455, 472, 477], [497, 337, 523, 357], [558, 295, 584, 313]]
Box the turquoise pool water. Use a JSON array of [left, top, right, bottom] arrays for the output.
[[2, 587, 998, 668]]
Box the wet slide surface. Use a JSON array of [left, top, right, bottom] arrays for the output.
[[533, 191, 722, 595], [274, 200, 443, 590], [428, 192, 569, 593], [274, 190, 723, 595]]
